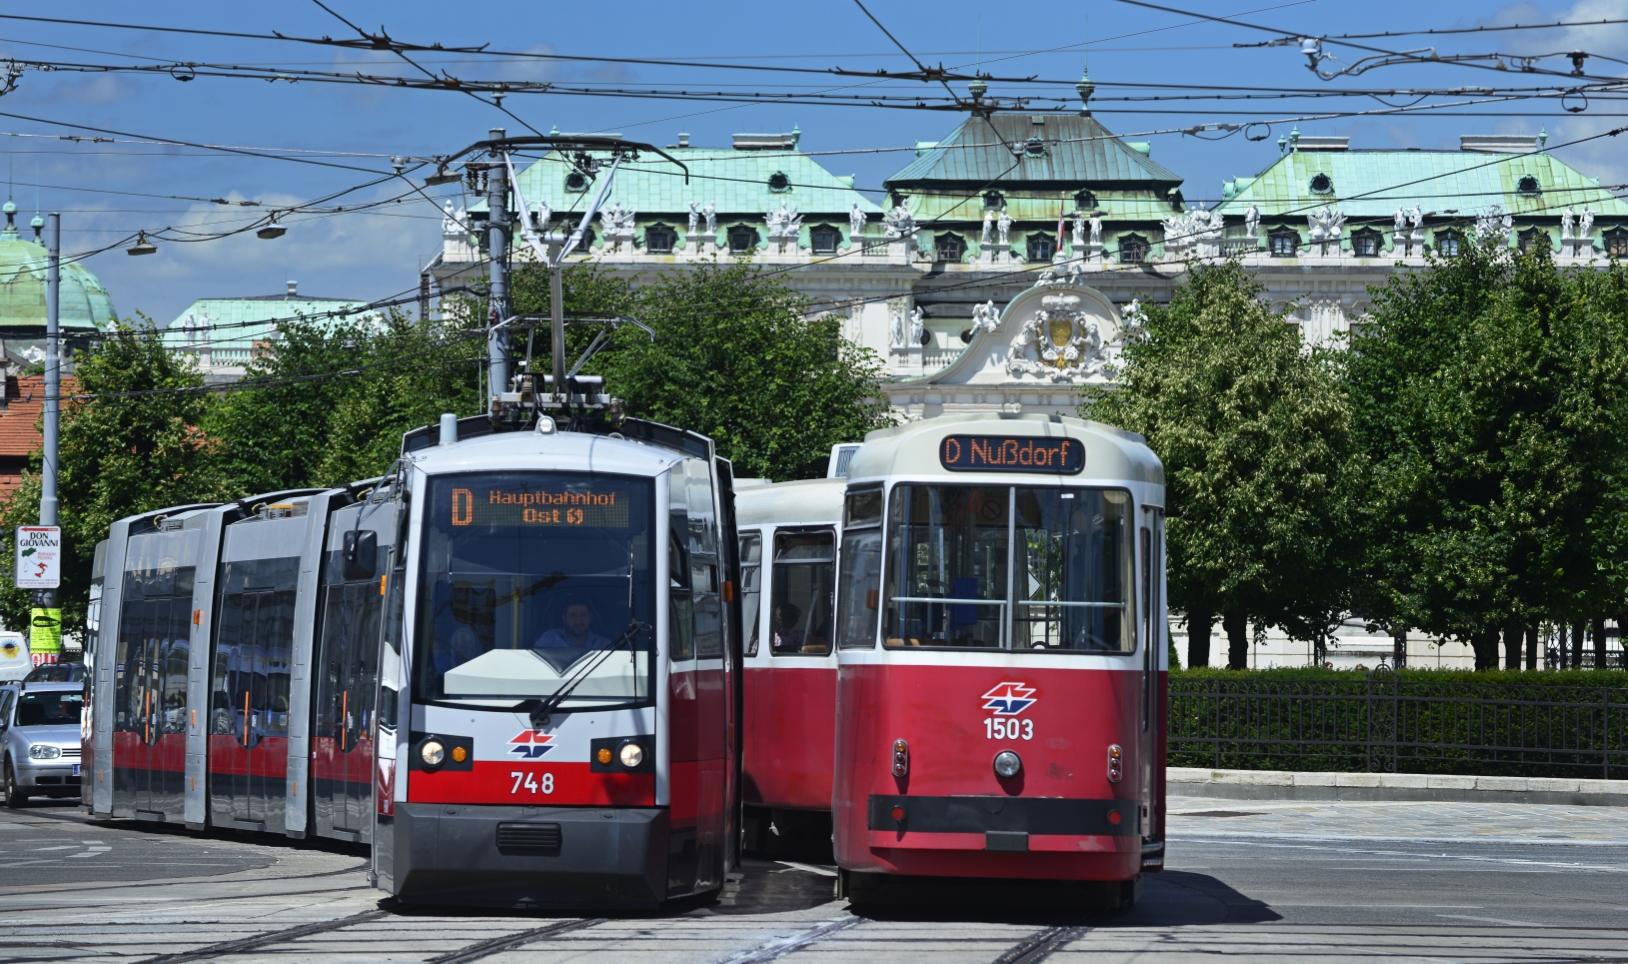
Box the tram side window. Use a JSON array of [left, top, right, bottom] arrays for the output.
[[837, 487, 884, 651], [739, 533, 762, 657], [116, 568, 196, 740], [1012, 489, 1135, 652], [669, 513, 695, 661], [771, 529, 835, 656], [884, 486, 1010, 649], [685, 460, 723, 658]]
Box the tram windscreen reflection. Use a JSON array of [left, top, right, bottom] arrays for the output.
[[413, 473, 655, 708], [883, 485, 1133, 652]]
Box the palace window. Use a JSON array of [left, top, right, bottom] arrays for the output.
[[934, 232, 966, 263], [1119, 233, 1149, 264], [645, 223, 675, 254], [1435, 230, 1461, 258], [810, 224, 841, 254], [1027, 234, 1056, 262], [1606, 228, 1628, 259], [1351, 228, 1382, 258], [1269, 227, 1300, 258], [564, 171, 588, 192], [728, 224, 760, 254], [768, 172, 791, 192], [1519, 227, 1552, 253], [1309, 172, 1334, 195]]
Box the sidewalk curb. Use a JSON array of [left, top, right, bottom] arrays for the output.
[[1168, 766, 1628, 807]]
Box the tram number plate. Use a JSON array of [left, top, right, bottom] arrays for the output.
[[509, 771, 555, 795], [984, 718, 1033, 741]]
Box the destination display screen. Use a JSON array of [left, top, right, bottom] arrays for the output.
[[939, 435, 1085, 474], [450, 485, 632, 528]]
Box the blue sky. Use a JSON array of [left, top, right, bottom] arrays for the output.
[[0, 0, 1620, 324]]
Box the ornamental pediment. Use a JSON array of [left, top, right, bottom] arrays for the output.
[[920, 266, 1132, 389]]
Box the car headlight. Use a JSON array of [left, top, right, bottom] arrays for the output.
[[993, 750, 1022, 779], [420, 740, 445, 766], [29, 744, 61, 760], [618, 741, 645, 769]]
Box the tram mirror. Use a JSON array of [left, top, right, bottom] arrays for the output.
[[343, 530, 378, 581]]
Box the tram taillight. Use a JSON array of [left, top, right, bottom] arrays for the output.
[[1107, 744, 1124, 783], [891, 739, 909, 777]]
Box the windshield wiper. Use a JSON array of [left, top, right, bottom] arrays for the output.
[[519, 619, 648, 727]]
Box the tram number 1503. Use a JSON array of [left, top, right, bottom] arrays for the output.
[[984, 718, 1033, 741], [509, 771, 555, 795]]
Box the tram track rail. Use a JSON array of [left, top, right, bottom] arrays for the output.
[[425, 917, 603, 964], [992, 924, 1091, 964], [134, 909, 390, 964], [720, 916, 864, 964]]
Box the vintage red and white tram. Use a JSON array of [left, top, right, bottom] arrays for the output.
[[749, 413, 1167, 902], [735, 476, 844, 851]]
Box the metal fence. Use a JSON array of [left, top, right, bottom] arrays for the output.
[[1168, 671, 1628, 777]]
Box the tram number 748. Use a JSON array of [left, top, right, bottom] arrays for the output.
[[509, 771, 556, 795], [984, 718, 1034, 741]]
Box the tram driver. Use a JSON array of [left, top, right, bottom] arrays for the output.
[[532, 594, 613, 669]]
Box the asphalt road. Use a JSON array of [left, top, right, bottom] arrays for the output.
[[0, 794, 1624, 962]]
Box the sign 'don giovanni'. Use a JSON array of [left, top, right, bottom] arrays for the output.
[[939, 435, 1085, 474], [15, 526, 61, 589]]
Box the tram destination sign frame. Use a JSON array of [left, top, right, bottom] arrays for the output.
[[939, 435, 1085, 474]]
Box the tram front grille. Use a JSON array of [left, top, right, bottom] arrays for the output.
[[495, 822, 562, 856]]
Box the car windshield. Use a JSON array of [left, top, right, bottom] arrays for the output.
[[413, 472, 656, 710], [17, 691, 82, 727]]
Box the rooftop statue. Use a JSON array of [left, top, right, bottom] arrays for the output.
[[850, 202, 867, 239], [981, 211, 993, 247], [997, 209, 1013, 246], [884, 204, 914, 240], [971, 300, 1000, 333], [1245, 203, 1260, 241], [704, 202, 717, 235], [688, 201, 701, 236]]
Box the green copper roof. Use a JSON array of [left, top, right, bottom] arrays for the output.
[[162, 294, 370, 362], [500, 141, 883, 218], [0, 213, 117, 330], [1213, 147, 1628, 219], [885, 113, 1183, 189]]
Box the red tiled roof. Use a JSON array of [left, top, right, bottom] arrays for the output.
[[0, 375, 76, 499]]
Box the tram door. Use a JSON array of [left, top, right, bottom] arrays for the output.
[[113, 562, 195, 818], [210, 565, 296, 829], [313, 575, 382, 837]]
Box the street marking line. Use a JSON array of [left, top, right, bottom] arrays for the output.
[[134, 909, 388, 964], [720, 916, 863, 964], [1437, 914, 1554, 928], [426, 917, 603, 964], [775, 860, 838, 877]]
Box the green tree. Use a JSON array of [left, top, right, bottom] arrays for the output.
[[1348, 238, 1628, 668], [591, 263, 894, 480], [208, 311, 485, 491], [1084, 261, 1360, 668], [0, 322, 227, 636]]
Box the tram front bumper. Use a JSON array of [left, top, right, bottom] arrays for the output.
[[392, 802, 669, 907]]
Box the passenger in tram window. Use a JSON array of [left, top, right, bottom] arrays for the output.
[[771, 602, 805, 654], [532, 595, 612, 656], [430, 626, 484, 676]]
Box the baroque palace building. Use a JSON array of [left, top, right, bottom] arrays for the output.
[[426, 108, 1628, 426]]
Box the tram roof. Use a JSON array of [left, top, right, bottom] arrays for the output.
[[733, 477, 844, 527], [412, 427, 685, 479], [847, 413, 1163, 487]]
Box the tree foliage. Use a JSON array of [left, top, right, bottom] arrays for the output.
[[0, 322, 227, 635], [1085, 261, 1361, 668]]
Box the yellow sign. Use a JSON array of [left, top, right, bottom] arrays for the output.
[[29, 607, 60, 665]]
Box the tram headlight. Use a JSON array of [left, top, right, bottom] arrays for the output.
[[420, 740, 446, 767], [618, 741, 645, 769], [993, 750, 1022, 779], [28, 744, 60, 760]]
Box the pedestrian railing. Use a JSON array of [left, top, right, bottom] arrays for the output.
[[1167, 671, 1628, 777]]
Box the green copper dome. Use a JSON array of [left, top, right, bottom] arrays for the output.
[[0, 206, 117, 330]]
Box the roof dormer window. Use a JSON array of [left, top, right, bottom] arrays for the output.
[[1075, 190, 1097, 210], [983, 190, 1004, 209], [1309, 172, 1334, 195], [768, 172, 791, 192], [1517, 174, 1541, 196], [564, 171, 588, 192]]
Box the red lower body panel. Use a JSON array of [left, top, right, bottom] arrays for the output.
[[743, 665, 836, 811]]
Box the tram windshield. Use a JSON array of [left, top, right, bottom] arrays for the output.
[[413, 472, 656, 709], [883, 485, 1134, 652]]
